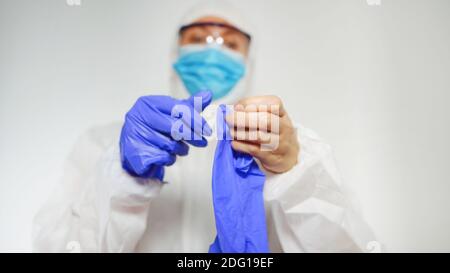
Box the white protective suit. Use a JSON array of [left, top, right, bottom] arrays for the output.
[[32, 1, 375, 253]]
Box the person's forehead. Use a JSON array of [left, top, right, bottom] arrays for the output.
[[189, 16, 239, 34], [186, 16, 250, 38]]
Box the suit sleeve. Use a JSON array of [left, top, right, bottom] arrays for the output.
[[263, 125, 377, 252], [32, 126, 162, 252]]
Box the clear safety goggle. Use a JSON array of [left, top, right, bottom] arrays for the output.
[[178, 22, 251, 54]]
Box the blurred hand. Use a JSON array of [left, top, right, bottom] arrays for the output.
[[226, 95, 300, 174]]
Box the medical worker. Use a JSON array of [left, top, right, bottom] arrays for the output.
[[33, 0, 375, 252]]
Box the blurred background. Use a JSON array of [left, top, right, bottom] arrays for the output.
[[1, 0, 449, 252]]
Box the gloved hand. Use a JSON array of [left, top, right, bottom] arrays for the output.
[[120, 91, 213, 181]]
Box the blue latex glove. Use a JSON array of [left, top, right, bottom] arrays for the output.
[[209, 105, 270, 253], [120, 91, 213, 181]]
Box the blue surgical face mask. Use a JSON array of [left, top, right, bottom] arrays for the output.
[[173, 45, 246, 100]]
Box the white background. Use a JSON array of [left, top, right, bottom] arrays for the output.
[[1, 0, 449, 252]]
